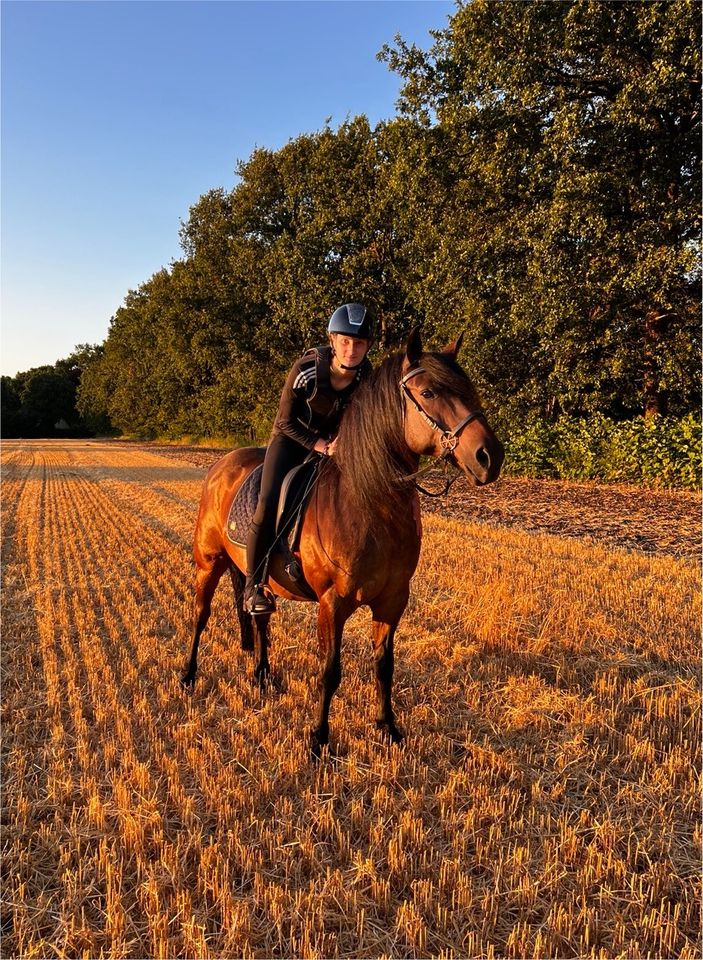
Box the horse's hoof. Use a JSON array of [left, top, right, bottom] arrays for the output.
[[180, 674, 195, 692], [309, 729, 329, 761], [376, 720, 404, 744]]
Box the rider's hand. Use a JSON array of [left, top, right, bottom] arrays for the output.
[[313, 438, 330, 456], [327, 437, 338, 456]]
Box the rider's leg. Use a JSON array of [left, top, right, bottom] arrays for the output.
[[245, 434, 308, 613]]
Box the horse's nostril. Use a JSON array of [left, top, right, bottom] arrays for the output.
[[476, 447, 491, 470]]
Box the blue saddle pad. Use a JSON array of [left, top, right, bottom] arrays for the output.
[[226, 464, 263, 546]]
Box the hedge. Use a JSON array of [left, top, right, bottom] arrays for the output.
[[502, 413, 701, 490]]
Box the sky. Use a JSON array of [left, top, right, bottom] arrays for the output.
[[1, 0, 455, 377]]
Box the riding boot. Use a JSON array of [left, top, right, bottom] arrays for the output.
[[245, 521, 276, 615]]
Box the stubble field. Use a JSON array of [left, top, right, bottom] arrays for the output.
[[2, 440, 700, 959]]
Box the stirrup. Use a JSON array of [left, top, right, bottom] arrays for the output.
[[245, 583, 276, 615]]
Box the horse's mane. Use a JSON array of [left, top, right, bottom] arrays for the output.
[[332, 349, 482, 516]]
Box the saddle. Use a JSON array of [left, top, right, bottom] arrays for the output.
[[226, 458, 319, 595]]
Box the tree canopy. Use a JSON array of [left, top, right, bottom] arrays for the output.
[[381, 0, 701, 421]]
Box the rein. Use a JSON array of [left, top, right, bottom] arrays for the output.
[[399, 366, 486, 495]]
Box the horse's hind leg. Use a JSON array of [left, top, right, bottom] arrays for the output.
[[181, 555, 230, 689], [230, 567, 254, 651]]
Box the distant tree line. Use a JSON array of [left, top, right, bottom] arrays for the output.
[[4, 1, 700, 452], [1, 346, 111, 438]]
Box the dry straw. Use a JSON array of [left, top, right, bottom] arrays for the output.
[[2, 440, 700, 958]]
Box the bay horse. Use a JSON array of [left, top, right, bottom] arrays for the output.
[[182, 328, 503, 754]]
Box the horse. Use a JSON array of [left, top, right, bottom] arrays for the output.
[[182, 328, 504, 754]]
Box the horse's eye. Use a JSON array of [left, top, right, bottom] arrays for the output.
[[420, 389, 436, 400]]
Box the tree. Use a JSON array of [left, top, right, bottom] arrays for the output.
[[73, 3, 700, 443], [1, 346, 111, 438], [173, 118, 427, 437], [1, 364, 77, 436], [381, 0, 701, 419], [72, 344, 114, 435], [1, 376, 25, 436], [21, 369, 77, 432]]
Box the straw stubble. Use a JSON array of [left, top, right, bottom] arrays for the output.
[[2, 440, 699, 958]]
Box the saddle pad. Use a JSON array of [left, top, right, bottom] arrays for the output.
[[226, 464, 263, 546]]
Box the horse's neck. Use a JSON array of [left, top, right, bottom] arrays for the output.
[[331, 463, 419, 532]]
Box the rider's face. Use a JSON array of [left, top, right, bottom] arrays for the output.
[[331, 334, 370, 368]]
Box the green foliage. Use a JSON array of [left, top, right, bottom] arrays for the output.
[[504, 413, 701, 489], [1, 376, 24, 436], [382, 0, 701, 419], [2, 346, 108, 438]]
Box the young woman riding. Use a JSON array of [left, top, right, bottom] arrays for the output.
[[244, 303, 375, 614]]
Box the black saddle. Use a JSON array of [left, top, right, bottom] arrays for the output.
[[226, 458, 319, 593]]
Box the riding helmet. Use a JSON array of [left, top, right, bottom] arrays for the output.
[[327, 303, 375, 340]]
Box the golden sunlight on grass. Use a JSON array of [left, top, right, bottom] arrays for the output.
[[2, 441, 700, 958]]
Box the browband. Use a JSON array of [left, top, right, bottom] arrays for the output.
[[400, 366, 427, 386]]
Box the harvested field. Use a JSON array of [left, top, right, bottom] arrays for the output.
[[2, 439, 701, 959]]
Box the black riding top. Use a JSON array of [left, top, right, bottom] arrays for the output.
[[272, 345, 372, 449]]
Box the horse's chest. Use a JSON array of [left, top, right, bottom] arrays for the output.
[[354, 519, 421, 581], [301, 495, 422, 600]]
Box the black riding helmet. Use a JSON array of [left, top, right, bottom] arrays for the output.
[[327, 303, 375, 340]]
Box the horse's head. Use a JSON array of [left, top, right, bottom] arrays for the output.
[[400, 328, 504, 486]]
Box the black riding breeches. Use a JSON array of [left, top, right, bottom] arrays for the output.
[[246, 433, 310, 582]]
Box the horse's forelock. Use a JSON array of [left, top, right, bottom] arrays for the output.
[[418, 352, 482, 409]]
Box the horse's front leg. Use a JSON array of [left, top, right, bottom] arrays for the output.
[[310, 591, 351, 757], [370, 594, 408, 743]]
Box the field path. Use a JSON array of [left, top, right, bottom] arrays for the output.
[[2, 439, 700, 959]]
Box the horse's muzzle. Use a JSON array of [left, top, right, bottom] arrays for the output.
[[462, 437, 504, 485]]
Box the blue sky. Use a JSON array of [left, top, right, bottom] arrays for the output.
[[1, 0, 454, 377]]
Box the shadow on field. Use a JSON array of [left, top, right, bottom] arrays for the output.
[[53, 465, 204, 484]]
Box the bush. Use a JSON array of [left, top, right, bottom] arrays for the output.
[[503, 414, 701, 490]]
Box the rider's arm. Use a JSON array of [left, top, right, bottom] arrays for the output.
[[273, 358, 327, 451]]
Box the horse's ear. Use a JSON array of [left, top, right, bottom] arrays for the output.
[[443, 331, 464, 358], [405, 326, 423, 367]]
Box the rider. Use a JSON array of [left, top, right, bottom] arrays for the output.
[[245, 303, 375, 614]]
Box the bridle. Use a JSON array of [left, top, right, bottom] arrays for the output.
[[399, 365, 486, 495], [400, 366, 486, 458]]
